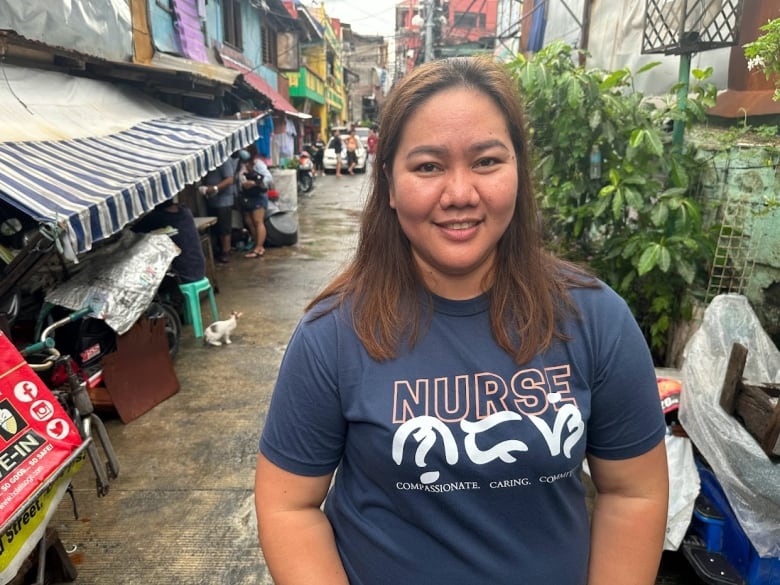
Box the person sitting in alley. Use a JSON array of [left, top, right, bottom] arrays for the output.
[[133, 198, 206, 284]]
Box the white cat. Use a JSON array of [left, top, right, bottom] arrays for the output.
[[203, 311, 243, 346]]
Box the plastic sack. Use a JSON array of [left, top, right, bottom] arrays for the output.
[[679, 294, 780, 557], [582, 430, 699, 551]]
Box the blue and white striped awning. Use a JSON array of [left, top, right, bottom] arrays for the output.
[[0, 113, 259, 255]]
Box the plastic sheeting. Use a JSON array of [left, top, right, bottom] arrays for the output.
[[536, 0, 730, 95], [664, 434, 700, 551], [0, 64, 180, 143], [44, 232, 179, 336], [0, 0, 133, 63], [679, 294, 780, 558]]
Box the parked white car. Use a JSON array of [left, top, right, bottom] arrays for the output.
[[322, 127, 367, 173], [354, 127, 371, 144]]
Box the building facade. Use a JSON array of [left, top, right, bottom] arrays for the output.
[[394, 0, 498, 80], [342, 31, 389, 125]]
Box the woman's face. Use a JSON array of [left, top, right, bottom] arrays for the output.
[[388, 87, 518, 299]]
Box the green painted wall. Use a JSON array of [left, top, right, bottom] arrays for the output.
[[694, 134, 780, 344]]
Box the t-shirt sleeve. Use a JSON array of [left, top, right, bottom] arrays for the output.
[[580, 287, 666, 460], [259, 312, 347, 476], [220, 158, 236, 180], [254, 162, 273, 185]]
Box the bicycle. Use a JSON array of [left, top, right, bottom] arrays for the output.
[[21, 306, 120, 497]]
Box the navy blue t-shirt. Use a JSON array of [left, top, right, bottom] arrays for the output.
[[260, 283, 665, 585]]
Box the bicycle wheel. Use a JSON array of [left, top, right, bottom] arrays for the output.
[[145, 301, 181, 360]]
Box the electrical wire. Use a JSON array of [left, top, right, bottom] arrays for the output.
[[0, 46, 33, 115]]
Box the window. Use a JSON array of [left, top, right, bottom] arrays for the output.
[[262, 24, 277, 66], [277, 31, 299, 70], [397, 8, 409, 28], [453, 12, 486, 29], [223, 0, 242, 49]]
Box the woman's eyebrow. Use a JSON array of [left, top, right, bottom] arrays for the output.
[[404, 145, 447, 159], [468, 139, 511, 154], [404, 139, 510, 160]]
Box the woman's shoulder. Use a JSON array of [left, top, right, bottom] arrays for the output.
[[290, 297, 361, 357], [301, 296, 352, 330]]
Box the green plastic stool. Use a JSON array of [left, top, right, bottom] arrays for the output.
[[178, 277, 219, 338]]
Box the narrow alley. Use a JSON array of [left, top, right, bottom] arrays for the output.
[[50, 172, 367, 584]]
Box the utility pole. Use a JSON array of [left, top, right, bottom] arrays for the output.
[[424, 0, 434, 63]]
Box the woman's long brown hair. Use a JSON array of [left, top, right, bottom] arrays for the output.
[[307, 56, 595, 364]]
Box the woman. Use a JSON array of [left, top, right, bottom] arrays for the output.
[[237, 150, 269, 258], [255, 57, 668, 585]]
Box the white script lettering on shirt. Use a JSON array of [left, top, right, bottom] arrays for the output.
[[392, 405, 585, 484]]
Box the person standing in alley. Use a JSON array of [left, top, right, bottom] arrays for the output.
[[237, 149, 269, 259], [344, 128, 359, 175], [331, 129, 343, 177], [249, 150, 274, 189], [255, 56, 668, 585], [313, 136, 325, 176], [202, 154, 239, 263], [366, 126, 378, 165]]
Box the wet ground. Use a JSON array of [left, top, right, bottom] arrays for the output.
[[46, 169, 704, 584]]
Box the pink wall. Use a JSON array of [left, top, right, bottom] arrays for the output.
[[444, 0, 498, 44]]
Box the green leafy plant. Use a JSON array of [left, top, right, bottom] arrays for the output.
[[744, 17, 780, 101], [507, 43, 719, 364]]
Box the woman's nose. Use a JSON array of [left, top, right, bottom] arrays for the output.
[[440, 168, 479, 208]]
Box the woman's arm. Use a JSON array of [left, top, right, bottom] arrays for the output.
[[254, 453, 349, 585], [586, 440, 668, 585], [237, 172, 249, 190]]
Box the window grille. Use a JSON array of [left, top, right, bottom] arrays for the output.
[[642, 0, 743, 55]]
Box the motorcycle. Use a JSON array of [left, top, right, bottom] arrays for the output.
[[297, 150, 314, 194]]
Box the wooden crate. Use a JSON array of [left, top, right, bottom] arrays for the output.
[[719, 343, 780, 459]]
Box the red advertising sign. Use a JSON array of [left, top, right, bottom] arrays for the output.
[[0, 332, 84, 530]]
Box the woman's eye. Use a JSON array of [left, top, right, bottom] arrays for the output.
[[417, 162, 439, 173], [475, 158, 497, 168]]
